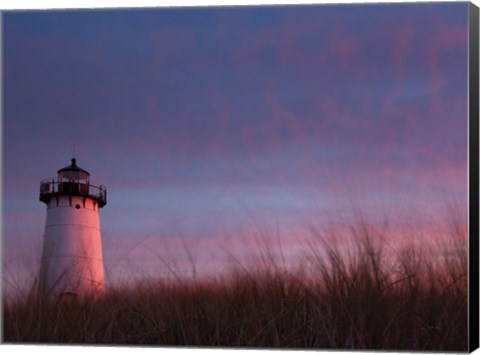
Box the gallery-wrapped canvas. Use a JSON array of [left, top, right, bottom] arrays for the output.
[[1, 1, 479, 353]]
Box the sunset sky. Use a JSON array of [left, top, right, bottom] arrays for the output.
[[2, 2, 469, 286]]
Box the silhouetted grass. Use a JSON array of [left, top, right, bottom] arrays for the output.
[[2, 218, 468, 351]]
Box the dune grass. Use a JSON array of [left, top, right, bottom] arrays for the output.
[[2, 218, 468, 351]]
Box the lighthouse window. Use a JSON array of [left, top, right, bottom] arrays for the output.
[[60, 171, 79, 182], [75, 204, 81, 209]]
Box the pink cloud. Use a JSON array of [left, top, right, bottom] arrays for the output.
[[390, 22, 415, 78], [326, 30, 360, 67]]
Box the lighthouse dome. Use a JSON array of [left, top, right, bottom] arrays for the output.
[[58, 158, 90, 178], [57, 158, 90, 194]]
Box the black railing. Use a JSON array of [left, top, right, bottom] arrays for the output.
[[40, 178, 107, 207]]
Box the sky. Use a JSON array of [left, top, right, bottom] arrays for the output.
[[1, 2, 470, 288]]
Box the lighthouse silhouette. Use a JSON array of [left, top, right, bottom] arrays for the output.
[[39, 158, 107, 299]]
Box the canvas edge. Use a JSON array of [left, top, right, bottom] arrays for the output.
[[469, 1, 480, 353]]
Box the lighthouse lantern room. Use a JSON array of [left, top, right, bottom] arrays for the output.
[[39, 158, 107, 299]]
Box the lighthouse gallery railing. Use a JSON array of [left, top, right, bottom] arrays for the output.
[[39, 178, 107, 207]]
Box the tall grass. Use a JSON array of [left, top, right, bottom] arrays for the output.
[[2, 217, 467, 351]]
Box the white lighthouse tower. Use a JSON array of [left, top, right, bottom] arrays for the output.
[[38, 158, 107, 299]]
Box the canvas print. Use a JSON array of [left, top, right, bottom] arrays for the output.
[[2, 1, 478, 352]]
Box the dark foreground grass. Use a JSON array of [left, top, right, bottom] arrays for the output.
[[2, 222, 468, 351]]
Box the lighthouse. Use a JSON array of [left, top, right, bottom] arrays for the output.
[[38, 158, 107, 299]]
